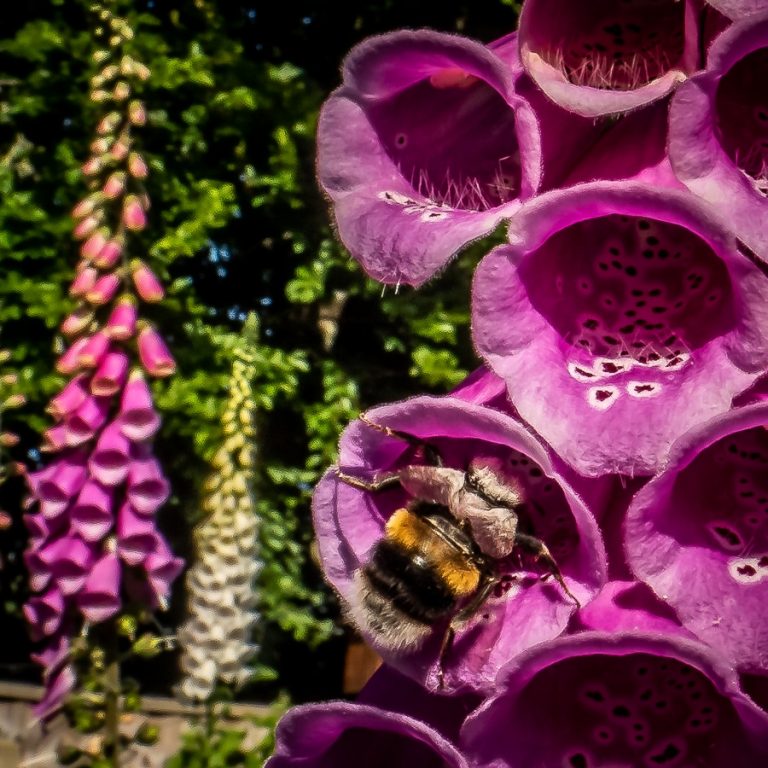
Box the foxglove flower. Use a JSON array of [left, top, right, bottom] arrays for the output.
[[472, 182, 768, 476], [669, 12, 768, 259], [267, 703, 470, 768], [317, 29, 594, 287], [625, 402, 768, 673], [462, 632, 768, 767], [177, 319, 261, 702], [518, 0, 702, 117], [313, 396, 606, 692], [24, 29, 181, 717]]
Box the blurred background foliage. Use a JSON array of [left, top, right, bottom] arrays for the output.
[[0, 0, 518, 703]]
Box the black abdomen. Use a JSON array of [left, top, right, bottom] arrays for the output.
[[363, 539, 456, 624]]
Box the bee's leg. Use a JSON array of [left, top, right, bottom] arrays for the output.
[[359, 413, 443, 467], [334, 468, 402, 493], [514, 532, 580, 608], [436, 574, 499, 689]]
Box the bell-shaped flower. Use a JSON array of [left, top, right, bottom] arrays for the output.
[[89, 420, 132, 486], [47, 375, 88, 420], [267, 703, 470, 768], [518, 0, 701, 117], [77, 551, 121, 623], [472, 182, 768, 476], [313, 396, 606, 692], [625, 402, 768, 673], [116, 502, 158, 566], [118, 370, 160, 441], [23, 588, 65, 641], [69, 479, 114, 542], [32, 660, 76, 721], [462, 631, 768, 767], [91, 350, 129, 397], [126, 453, 171, 514], [27, 456, 88, 518], [669, 12, 768, 260], [317, 29, 593, 287], [37, 535, 94, 596]]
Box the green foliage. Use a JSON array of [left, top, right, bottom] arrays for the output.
[[164, 694, 290, 768]]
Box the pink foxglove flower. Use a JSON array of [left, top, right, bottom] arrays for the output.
[[518, 0, 702, 117], [313, 396, 606, 692], [317, 29, 594, 287], [462, 632, 768, 767], [472, 182, 768, 476], [669, 12, 768, 260], [626, 402, 768, 673]]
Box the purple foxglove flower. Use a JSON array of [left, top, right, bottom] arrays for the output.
[[126, 453, 170, 514], [317, 30, 593, 287], [37, 535, 94, 596], [85, 272, 120, 306], [69, 479, 114, 542], [33, 661, 76, 721], [130, 259, 164, 302], [65, 395, 110, 444], [669, 13, 768, 260], [105, 295, 137, 341], [91, 350, 129, 397], [23, 588, 65, 641], [472, 182, 768, 476], [41, 423, 70, 453], [448, 365, 508, 408], [77, 551, 121, 623], [68, 266, 98, 298], [119, 370, 160, 441], [93, 237, 123, 270], [462, 632, 768, 767], [518, 0, 701, 117], [625, 402, 768, 673], [140, 542, 184, 610], [267, 703, 470, 768], [313, 396, 606, 692], [76, 330, 110, 369], [116, 502, 158, 565], [89, 420, 132, 485], [47, 374, 88, 420], [25, 549, 52, 593], [28, 457, 88, 517], [137, 324, 176, 377], [55, 336, 90, 375]]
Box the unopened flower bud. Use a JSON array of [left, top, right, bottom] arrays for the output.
[[132, 633, 163, 658], [0, 432, 20, 446], [85, 273, 120, 306], [60, 306, 94, 336], [110, 138, 129, 161], [73, 215, 100, 241], [93, 238, 123, 270], [131, 259, 164, 302], [123, 195, 146, 231], [128, 151, 148, 179], [137, 324, 175, 377], [90, 89, 110, 103], [81, 229, 110, 261], [116, 614, 138, 637], [0, 373, 17, 386], [113, 81, 130, 101], [70, 267, 98, 297], [90, 136, 112, 155], [72, 195, 100, 220], [128, 100, 146, 126], [96, 111, 121, 135], [102, 171, 126, 199], [0, 350, 10, 364], [92, 50, 110, 64], [135, 723, 159, 745]]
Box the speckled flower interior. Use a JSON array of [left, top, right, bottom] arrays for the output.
[[521, 213, 733, 379], [492, 653, 740, 767], [530, 0, 689, 91]]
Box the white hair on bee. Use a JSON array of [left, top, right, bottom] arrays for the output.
[[348, 570, 431, 652]]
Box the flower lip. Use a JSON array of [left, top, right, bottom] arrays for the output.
[[707, 0, 768, 19], [462, 631, 768, 768], [317, 29, 542, 287], [669, 13, 768, 258], [472, 182, 768, 476], [313, 396, 606, 692], [267, 702, 470, 768], [625, 402, 768, 673], [518, 0, 698, 117]]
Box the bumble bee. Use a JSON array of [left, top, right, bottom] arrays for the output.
[[336, 416, 578, 685]]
